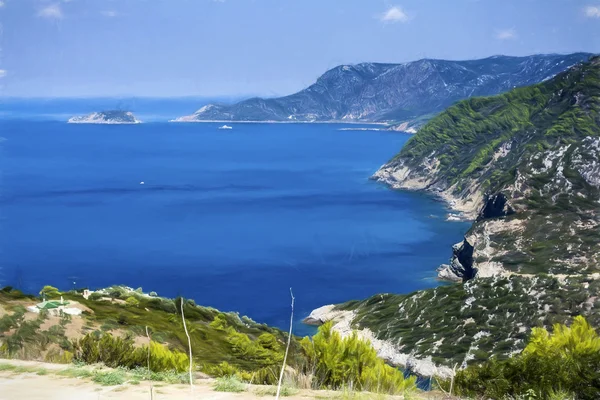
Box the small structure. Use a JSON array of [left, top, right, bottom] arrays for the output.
[[27, 296, 82, 316]]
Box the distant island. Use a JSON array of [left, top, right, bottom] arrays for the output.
[[172, 53, 592, 129], [68, 110, 141, 124]]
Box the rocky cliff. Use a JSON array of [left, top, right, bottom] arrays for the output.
[[175, 53, 592, 124], [375, 56, 600, 280], [310, 57, 600, 374]]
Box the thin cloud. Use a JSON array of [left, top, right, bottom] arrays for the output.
[[380, 6, 409, 23], [495, 28, 518, 40], [37, 4, 63, 19], [0, 70, 7, 78], [584, 5, 600, 18], [0, 2, 5, 8], [101, 10, 118, 17]]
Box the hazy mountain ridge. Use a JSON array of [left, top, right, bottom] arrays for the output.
[[175, 53, 593, 124]]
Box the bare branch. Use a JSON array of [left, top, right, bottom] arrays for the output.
[[276, 288, 295, 400], [180, 297, 194, 392]]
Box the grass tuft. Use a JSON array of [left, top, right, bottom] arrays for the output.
[[214, 375, 246, 392], [92, 370, 127, 386], [0, 364, 17, 372], [58, 367, 94, 379], [254, 385, 298, 397]]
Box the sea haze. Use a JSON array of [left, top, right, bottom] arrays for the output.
[[0, 120, 469, 335]]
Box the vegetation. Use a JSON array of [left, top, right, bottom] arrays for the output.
[[454, 316, 600, 399], [383, 57, 600, 276], [300, 322, 416, 395], [213, 375, 247, 392], [0, 285, 300, 384], [73, 332, 188, 372], [394, 57, 600, 186], [0, 285, 423, 396], [337, 274, 600, 368], [39, 286, 60, 298]]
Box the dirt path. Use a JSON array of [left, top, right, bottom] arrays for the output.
[[0, 359, 451, 400]]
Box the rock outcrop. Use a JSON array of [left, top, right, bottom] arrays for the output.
[[375, 56, 600, 280], [68, 111, 141, 124]]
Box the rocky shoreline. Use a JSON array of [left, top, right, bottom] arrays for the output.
[[303, 305, 454, 379]]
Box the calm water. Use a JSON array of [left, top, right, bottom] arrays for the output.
[[0, 120, 469, 334]]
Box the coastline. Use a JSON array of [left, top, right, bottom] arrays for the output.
[[371, 163, 482, 221], [298, 165, 482, 377], [168, 118, 389, 125], [303, 305, 454, 379]]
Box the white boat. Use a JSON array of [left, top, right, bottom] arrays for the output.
[[218, 125, 233, 130]]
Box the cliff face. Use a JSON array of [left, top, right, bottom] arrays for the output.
[[175, 53, 592, 124], [327, 274, 600, 372], [309, 57, 600, 374], [374, 56, 600, 280]]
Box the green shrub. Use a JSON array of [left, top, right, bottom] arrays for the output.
[[213, 375, 246, 392], [73, 332, 189, 373], [300, 322, 416, 395], [58, 367, 94, 379], [88, 292, 104, 301], [39, 285, 60, 298], [455, 316, 600, 399], [0, 363, 16, 372], [125, 297, 140, 307], [254, 385, 298, 397], [209, 314, 228, 330], [92, 369, 126, 386]]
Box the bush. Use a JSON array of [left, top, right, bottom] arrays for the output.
[[39, 285, 60, 298], [455, 316, 600, 399], [73, 333, 189, 373], [125, 297, 140, 307], [213, 376, 246, 392], [300, 322, 416, 395], [92, 370, 126, 386], [87, 292, 104, 301]]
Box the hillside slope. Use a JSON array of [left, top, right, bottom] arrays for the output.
[[175, 53, 592, 124], [375, 56, 600, 279], [310, 57, 600, 374]]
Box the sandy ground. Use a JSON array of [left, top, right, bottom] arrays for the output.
[[0, 359, 453, 400]]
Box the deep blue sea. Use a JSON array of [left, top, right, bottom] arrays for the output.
[[0, 108, 469, 335]]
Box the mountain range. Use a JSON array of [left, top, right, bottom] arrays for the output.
[[175, 53, 593, 127]]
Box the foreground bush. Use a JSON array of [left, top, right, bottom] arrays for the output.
[[455, 316, 600, 399], [73, 333, 189, 373], [300, 322, 416, 395]]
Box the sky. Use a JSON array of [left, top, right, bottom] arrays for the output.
[[1, 0, 599, 98]]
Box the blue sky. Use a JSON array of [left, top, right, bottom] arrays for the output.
[[1, 0, 599, 98]]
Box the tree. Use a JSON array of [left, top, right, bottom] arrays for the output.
[[125, 296, 140, 307], [39, 285, 60, 298]]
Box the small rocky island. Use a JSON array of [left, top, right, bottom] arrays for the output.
[[68, 110, 141, 124]]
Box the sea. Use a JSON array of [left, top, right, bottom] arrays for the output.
[[0, 98, 470, 336]]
